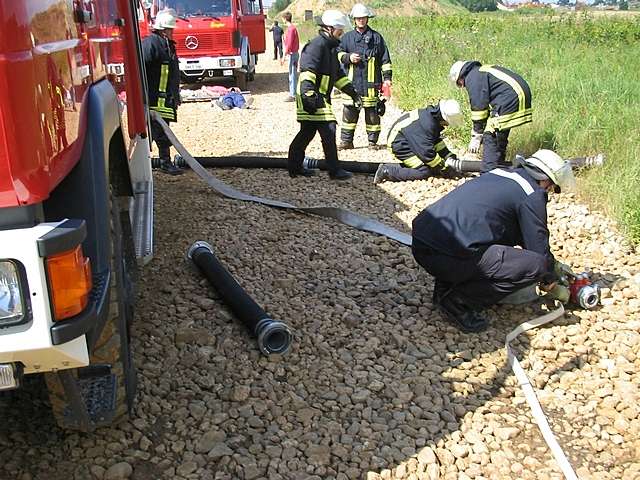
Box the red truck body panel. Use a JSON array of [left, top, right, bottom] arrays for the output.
[[0, 0, 147, 208]]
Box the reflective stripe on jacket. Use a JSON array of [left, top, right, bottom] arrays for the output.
[[386, 106, 452, 169], [296, 31, 357, 122], [143, 32, 180, 122], [462, 63, 532, 134], [337, 26, 391, 105]]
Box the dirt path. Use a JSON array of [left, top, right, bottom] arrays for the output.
[[0, 53, 639, 480]]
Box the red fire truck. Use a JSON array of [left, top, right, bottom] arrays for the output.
[[150, 0, 266, 89], [0, 0, 153, 431]]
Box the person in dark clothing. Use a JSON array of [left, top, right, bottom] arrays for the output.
[[288, 10, 363, 181], [411, 149, 575, 333], [142, 9, 183, 175], [374, 99, 463, 184], [269, 21, 284, 60], [336, 3, 392, 150], [449, 60, 532, 173]]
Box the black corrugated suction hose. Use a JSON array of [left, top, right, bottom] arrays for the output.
[[187, 241, 292, 356], [152, 155, 381, 174], [153, 153, 604, 175]]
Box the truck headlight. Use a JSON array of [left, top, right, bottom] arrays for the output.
[[0, 260, 29, 327], [219, 59, 236, 68]]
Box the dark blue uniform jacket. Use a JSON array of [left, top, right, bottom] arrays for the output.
[[412, 167, 555, 275]]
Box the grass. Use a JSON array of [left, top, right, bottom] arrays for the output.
[[340, 12, 640, 244]]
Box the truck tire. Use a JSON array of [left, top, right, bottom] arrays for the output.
[[44, 194, 136, 430], [235, 71, 248, 90]]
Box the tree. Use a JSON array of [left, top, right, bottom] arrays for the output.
[[270, 0, 291, 15]]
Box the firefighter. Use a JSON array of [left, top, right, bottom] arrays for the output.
[[337, 3, 392, 150], [142, 9, 183, 175], [449, 60, 532, 173], [411, 150, 575, 333], [373, 99, 463, 184], [288, 10, 362, 181]]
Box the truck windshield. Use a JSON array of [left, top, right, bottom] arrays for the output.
[[164, 0, 232, 17]]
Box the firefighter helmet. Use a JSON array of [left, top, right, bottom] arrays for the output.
[[153, 9, 177, 30], [439, 99, 463, 127], [449, 60, 468, 87], [524, 149, 576, 193], [318, 10, 351, 29], [350, 3, 375, 18]]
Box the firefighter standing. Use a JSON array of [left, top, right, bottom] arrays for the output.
[[450, 60, 532, 173], [142, 9, 183, 175], [374, 99, 463, 184], [411, 150, 575, 333], [337, 3, 392, 150], [288, 10, 362, 181]]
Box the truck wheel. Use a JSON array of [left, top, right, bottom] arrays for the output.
[[44, 194, 136, 430], [235, 72, 248, 91]]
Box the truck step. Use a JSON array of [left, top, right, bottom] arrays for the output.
[[61, 367, 117, 430], [131, 181, 153, 264]]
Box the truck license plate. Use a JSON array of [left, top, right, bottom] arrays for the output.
[[223, 69, 233, 76], [0, 363, 18, 391], [186, 62, 202, 70]]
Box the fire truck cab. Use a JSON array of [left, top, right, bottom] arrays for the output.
[[151, 0, 266, 88], [0, 0, 152, 431]]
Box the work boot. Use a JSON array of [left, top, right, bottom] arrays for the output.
[[368, 141, 382, 150], [435, 290, 488, 333], [338, 140, 354, 151], [159, 159, 184, 176], [329, 168, 353, 181], [373, 164, 390, 184], [287, 161, 316, 178]]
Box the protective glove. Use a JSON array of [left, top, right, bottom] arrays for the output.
[[352, 94, 363, 110], [543, 283, 571, 304], [438, 161, 460, 179], [301, 91, 320, 114], [554, 260, 572, 278], [468, 131, 483, 154]]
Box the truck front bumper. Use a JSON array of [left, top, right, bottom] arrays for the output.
[[179, 55, 242, 82]]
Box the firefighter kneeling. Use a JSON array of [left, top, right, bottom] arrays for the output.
[[374, 99, 463, 184], [411, 150, 576, 333]]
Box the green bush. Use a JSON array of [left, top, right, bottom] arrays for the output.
[[375, 13, 640, 243], [270, 0, 291, 16], [457, 0, 497, 12]]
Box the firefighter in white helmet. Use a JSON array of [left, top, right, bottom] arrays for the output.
[[374, 99, 464, 183], [411, 149, 574, 332], [336, 3, 392, 150], [143, 8, 183, 175], [288, 10, 362, 181], [450, 60, 532, 173]]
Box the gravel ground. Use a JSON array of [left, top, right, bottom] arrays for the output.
[[1, 54, 639, 480]]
